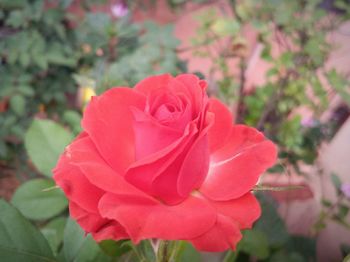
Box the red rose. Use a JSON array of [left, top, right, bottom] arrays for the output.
[[53, 74, 277, 252]]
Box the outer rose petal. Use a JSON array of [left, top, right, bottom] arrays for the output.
[[207, 98, 233, 153], [69, 202, 129, 241], [67, 135, 154, 200], [69, 201, 108, 232], [207, 193, 261, 229], [53, 154, 104, 213], [82, 88, 146, 174], [134, 74, 174, 95], [201, 125, 277, 200], [190, 215, 242, 252], [92, 222, 129, 242], [98, 193, 216, 243]]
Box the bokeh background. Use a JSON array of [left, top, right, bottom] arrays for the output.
[[1, 0, 350, 261]]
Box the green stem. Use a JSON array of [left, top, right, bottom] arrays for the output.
[[168, 241, 180, 261], [158, 240, 169, 262], [150, 240, 180, 262], [130, 244, 146, 262], [154, 240, 176, 262]]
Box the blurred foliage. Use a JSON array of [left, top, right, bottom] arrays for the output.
[[189, 0, 350, 261], [0, 0, 184, 164], [224, 194, 317, 262], [192, 0, 350, 171], [314, 173, 350, 233], [0, 0, 185, 260], [0, 0, 79, 160]]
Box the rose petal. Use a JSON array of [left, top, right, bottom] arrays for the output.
[[150, 126, 210, 205], [67, 136, 154, 200], [98, 193, 216, 243], [211, 125, 268, 161], [135, 74, 174, 95], [129, 121, 197, 167], [125, 123, 197, 199], [190, 215, 242, 252], [69, 201, 109, 232], [207, 98, 233, 153], [82, 87, 146, 174], [131, 107, 182, 160], [92, 221, 129, 242], [177, 133, 210, 197], [151, 92, 192, 131], [152, 163, 185, 204], [201, 125, 277, 200], [207, 193, 261, 229], [69, 201, 129, 241], [53, 154, 104, 213], [172, 74, 208, 115]]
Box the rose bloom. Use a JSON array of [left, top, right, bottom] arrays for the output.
[[53, 74, 277, 252]]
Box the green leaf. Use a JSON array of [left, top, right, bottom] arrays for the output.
[[269, 250, 304, 262], [305, 38, 324, 66], [255, 194, 289, 248], [24, 119, 73, 177], [341, 244, 350, 258], [59, 0, 74, 9], [33, 55, 48, 70], [279, 52, 294, 69], [239, 229, 269, 259], [46, 52, 76, 67], [0, 140, 8, 157], [62, 110, 82, 135], [10, 94, 26, 116], [175, 241, 200, 262], [0, 0, 25, 9], [327, 69, 350, 106], [5, 10, 25, 28], [61, 218, 85, 261], [321, 198, 332, 207], [60, 219, 111, 262], [337, 205, 349, 220], [211, 18, 240, 37], [331, 173, 342, 192], [344, 254, 350, 262], [261, 45, 272, 61], [99, 240, 131, 257], [41, 217, 66, 255], [12, 178, 68, 221], [19, 52, 30, 67], [287, 236, 316, 261], [74, 237, 112, 262], [18, 85, 35, 97], [0, 199, 55, 262]]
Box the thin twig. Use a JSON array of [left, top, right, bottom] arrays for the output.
[[42, 185, 59, 192], [252, 185, 305, 192], [235, 57, 247, 123]]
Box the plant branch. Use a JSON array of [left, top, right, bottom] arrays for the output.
[[256, 71, 292, 130], [230, 0, 243, 23], [156, 240, 170, 262], [235, 57, 247, 123]]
